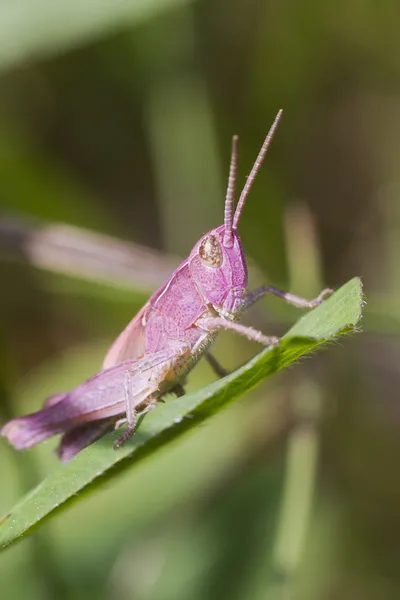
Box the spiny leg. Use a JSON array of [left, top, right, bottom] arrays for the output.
[[198, 316, 279, 347], [244, 285, 333, 311], [114, 396, 158, 449], [114, 367, 156, 449], [122, 366, 136, 436], [114, 412, 136, 449], [114, 345, 191, 449], [205, 351, 230, 378]]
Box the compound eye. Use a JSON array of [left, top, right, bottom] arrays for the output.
[[199, 234, 223, 268]]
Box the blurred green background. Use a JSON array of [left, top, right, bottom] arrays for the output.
[[0, 1, 399, 599]]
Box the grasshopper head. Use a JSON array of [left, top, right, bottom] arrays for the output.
[[189, 110, 283, 319], [189, 225, 247, 319]]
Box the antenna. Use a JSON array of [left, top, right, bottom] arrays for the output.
[[223, 135, 239, 247], [232, 109, 283, 229]]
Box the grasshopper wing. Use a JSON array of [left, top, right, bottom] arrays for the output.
[[102, 260, 195, 369], [103, 306, 147, 369]]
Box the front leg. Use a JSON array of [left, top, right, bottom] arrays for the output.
[[244, 285, 333, 311]]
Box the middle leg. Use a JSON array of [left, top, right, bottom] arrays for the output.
[[205, 351, 230, 378], [244, 285, 333, 311]]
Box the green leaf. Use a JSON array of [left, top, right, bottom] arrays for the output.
[[0, 277, 363, 550]]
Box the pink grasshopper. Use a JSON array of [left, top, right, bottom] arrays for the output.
[[1, 110, 332, 461]]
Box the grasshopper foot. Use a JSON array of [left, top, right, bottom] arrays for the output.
[[114, 426, 135, 450]]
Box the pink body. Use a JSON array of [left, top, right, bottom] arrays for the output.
[[1, 110, 308, 461], [2, 223, 249, 460]]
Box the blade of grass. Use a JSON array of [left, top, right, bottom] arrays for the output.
[[0, 218, 178, 293], [0, 277, 363, 550]]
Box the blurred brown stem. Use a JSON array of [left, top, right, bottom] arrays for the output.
[[0, 216, 178, 292]]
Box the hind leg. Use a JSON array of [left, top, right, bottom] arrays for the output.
[[114, 391, 158, 450], [114, 344, 191, 449]]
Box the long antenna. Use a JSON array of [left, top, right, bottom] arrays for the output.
[[232, 109, 283, 229], [223, 135, 239, 247]]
